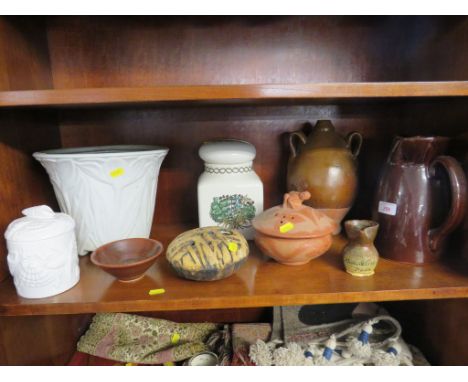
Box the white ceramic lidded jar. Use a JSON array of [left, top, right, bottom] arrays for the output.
[[4, 205, 79, 299], [198, 139, 263, 240]]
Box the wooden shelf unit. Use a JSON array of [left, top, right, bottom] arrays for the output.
[[0, 15, 467, 365], [2, 82, 468, 108]]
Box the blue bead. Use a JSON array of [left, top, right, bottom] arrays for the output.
[[323, 347, 333, 360], [358, 330, 370, 344], [387, 347, 398, 355], [304, 351, 313, 358]]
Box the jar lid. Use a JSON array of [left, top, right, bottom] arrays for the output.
[[252, 192, 336, 238], [199, 139, 256, 164], [5, 205, 75, 242]]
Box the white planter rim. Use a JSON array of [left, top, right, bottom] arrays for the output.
[[33, 145, 169, 159]]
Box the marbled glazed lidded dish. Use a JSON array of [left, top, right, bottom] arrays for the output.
[[253, 191, 336, 265], [5, 205, 79, 299], [166, 226, 249, 281]]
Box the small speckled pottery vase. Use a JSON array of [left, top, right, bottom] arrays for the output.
[[343, 220, 379, 277]]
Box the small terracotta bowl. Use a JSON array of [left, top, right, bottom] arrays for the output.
[[90, 238, 163, 282]]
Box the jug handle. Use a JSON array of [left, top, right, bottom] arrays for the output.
[[429, 155, 467, 252], [289, 131, 307, 158], [346, 132, 363, 158]]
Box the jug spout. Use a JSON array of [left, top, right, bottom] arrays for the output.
[[389, 136, 449, 165]]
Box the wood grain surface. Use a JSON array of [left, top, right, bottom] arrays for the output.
[[1, 82, 468, 108], [44, 16, 467, 88], [0, 314, 91, 365], [387, 299, 468, 365], [0, 17, 52, 91]]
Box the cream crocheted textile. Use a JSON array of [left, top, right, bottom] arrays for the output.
[[249, 315, 414, 366]]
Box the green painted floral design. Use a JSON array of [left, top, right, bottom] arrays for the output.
[[210, 194, 256, 230]]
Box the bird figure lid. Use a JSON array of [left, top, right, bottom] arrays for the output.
[[252, 191, 337, 239]]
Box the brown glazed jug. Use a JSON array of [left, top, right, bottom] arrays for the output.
[[373, 136, 467, 264], [287, 120, 362, 233], [450, 133, 468, 264]]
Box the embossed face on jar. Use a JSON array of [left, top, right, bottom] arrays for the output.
[[7, 240, 76, 289]]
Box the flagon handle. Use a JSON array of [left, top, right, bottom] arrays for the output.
[[289, 131, 307, 158], [429, 155, 467, 252], [346, 132, 363, 158]]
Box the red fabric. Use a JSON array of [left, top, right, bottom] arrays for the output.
[[230, 323, 271, 366], [67, 351, 125, 366]]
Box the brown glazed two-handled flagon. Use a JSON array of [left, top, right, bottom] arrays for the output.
[[373, 136, 467, 264], [287, 120, 362, 234]]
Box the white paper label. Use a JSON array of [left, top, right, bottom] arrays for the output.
[[378, 201, 397, 216]]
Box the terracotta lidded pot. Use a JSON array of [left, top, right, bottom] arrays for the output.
[[343, 220, 379, 277], [373, 136, 467, 264], [252, 191, 337, 265], [287, 120, 362, 234]]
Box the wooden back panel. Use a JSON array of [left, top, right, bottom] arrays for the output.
[[387, 299, 468, 365], [0, 314, 91, 365], [57, 99, 468, 227], [0, 17, 52, 91], [46, 16, 425, 88]]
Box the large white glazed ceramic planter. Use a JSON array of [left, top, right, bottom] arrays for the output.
[[34, 145, 168, 255]]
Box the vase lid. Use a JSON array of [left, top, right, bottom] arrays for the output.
[[199, 139, 256, 165], [252, 192, 336, 238], [5, 205, 75, 242]]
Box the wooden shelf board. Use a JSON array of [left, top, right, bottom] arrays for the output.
[[0, 224, 467, 316], [1, 82, 468, 108]]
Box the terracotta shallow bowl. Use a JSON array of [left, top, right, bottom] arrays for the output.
[[90, 238, 163, 282]]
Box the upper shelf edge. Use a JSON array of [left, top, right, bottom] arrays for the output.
[[1, 82, 468, 108]]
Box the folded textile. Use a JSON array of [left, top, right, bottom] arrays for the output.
[[77, 313, 219, 364]]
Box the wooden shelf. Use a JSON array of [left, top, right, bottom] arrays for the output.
[[0, 224, 467, 317], [2, 82, 468, 108]]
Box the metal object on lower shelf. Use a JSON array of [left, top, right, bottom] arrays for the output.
[[184, 351, 219, 366]]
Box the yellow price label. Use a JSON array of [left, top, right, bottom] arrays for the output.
[[110, 167, 125, 178], [279, 222, 295, 233], [148, 288, 165, 296], [228, 242, 238, 252], [171, 333, 180, 345]]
